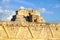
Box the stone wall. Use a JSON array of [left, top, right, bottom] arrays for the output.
[[0, 9, 60, 40], [0, 21, 60, 40], [15, 9, 45, 23]]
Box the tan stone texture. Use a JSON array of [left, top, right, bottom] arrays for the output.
[[0, 9, 60, 40]]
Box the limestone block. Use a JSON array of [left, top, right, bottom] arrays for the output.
[[3, 26, 20, 38], [29, 26, 43, 38], [38, 16, 45, 23], [50, 26, 60, 38], [32, 10, 40, 16], [16, 27, 32, 38], [18, 9, 29, 16], [18, 9, 40, 16], [0, 26, 7, 38]]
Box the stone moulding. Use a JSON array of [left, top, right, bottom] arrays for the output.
[[1, 21, 59, 27], [0, 21, 60, 40]]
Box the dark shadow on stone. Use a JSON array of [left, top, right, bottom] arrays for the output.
[[11, 15, 16, 21], [16, 11, 18, 15], [11, 11, 18, 21], [34, 19, 37, 22], [24, 13, 32, 22]]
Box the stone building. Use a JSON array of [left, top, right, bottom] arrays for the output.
[[11, 9, 45, 23], [0, 8, 60, 40]]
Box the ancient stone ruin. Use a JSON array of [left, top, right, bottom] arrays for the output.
[[0, 8, 60, 40]]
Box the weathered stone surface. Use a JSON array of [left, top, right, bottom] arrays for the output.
[[0, 9, 60, 40], [16, 9, 45, 23]]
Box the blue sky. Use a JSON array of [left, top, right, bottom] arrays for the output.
[[0, 0, 60, 23]]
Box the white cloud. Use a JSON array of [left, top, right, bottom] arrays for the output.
[[0, 6, 3, 13], [40, 8, 53, 14], [20, 6, 25, 9], [0, 9, 15, 14], [40, 8, 46, 13], [5, 10, 15, 21], [0, 8, 15, 20], [0, 6, 2, 9], [0, 9, 3, 13], [7, 15, 12, 21]]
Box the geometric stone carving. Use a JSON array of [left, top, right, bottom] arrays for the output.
[[3, 26, 20, 38], [0, 9, 60, 40]]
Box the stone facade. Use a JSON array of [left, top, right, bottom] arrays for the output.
[[15, 9, 45, 23], [0, 9, 60, 40]]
